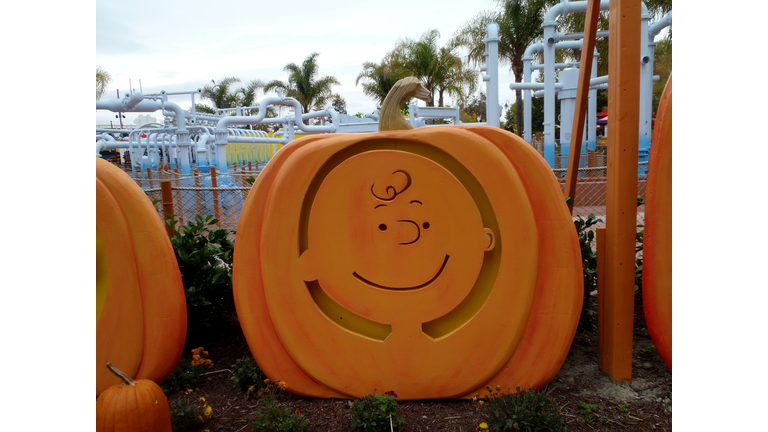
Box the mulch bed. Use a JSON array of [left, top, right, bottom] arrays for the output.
[[166, 295, 671, 431]]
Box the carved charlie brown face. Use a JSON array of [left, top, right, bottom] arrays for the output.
[[300, 150, 495, 325]]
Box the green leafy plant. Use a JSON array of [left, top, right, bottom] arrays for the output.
[[616, 405, 628, 413], [231, 356, 267, 393], [349, 390, 405, 432], [170, 397, 203, 432], [252, 395, 309, 432], [168, 214, 236, 339], [251, 380, 308, 432], [477, 386, 566, 432], [161, 361, 207, 392], [573, 213, 602, 332], [634, 195, 645, 298], [578, 403, 598, 424]]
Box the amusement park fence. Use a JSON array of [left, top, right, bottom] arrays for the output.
[[120, 149, 647, 239]]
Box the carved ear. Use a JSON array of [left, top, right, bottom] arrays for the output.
[[483, 228, 496, 252], [300, 249, 316, 282]]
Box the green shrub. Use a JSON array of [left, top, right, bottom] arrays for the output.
[[481, 387, 566, 432], [161, 360, 207, 392], [168, 214, 235, 339], [634, 196, 645, 299], [573, 213, 601, 331], [252, 395, 309, 432], [349, 390, 405, 432], [231, 356, 266, 393], [170, 397, 203, 432]]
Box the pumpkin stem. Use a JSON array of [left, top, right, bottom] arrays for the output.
[[106, 362, 138, 387], [379, 77, 431, 132]]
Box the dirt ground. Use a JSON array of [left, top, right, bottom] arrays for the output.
[[164, 293, 671, 432]]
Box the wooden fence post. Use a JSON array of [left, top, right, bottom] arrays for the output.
[[194, 169, 201, 216], [161, 180, 175, 238], [211, 167, 221, 228]]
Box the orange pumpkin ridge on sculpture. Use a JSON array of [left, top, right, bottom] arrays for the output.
[[96, 158, 187, 396], [642, 74, 672, 371]]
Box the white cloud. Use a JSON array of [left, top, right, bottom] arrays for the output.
[[95, 0, 529, 125]]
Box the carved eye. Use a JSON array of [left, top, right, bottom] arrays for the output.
[[423, 222, 430, 230], [378, 224, 387, 231]]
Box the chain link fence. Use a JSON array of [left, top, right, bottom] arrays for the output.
[[530, 137, 647, 232], [120, 164, 262, 237]]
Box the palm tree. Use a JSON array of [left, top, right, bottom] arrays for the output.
[[453, 0, 554, 135], [237, 79, 266, 115], [433, 45, 478, 108], [390, 29, 441, 107], [263, 53, 340, 114], [389, 29, 478, 108], [202, 77, 242, 110], [96, 66, 112, 100], [355, 60, 409, 108]]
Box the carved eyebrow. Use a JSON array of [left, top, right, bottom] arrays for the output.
[[374, 204, 387, 209], [409, 200, 423, 205]]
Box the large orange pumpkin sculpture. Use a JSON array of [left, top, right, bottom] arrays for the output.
[[233, 78, 583, 400], [642, 74, 672, 371], [96, 158, 187, 396]]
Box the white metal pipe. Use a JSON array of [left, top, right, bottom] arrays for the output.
[[639, 10, 653, 164], [531, 62, 580, 71], [483, 23, 500, 127], [511, 83, 563, 91], [213, 97, 335, 173], [556, 30, 610, 42], [648, 11, 672, 37]]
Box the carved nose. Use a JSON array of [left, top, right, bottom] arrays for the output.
[[396, 220, 420, 245]]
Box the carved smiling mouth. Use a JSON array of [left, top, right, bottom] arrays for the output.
[[352, 255, 450, 290]]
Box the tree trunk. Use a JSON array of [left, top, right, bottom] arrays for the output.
[[513, 62, 524, 137], [438, 89, 444, 107]]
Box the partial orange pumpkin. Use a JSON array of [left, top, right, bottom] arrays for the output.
[[96, 158, 187, 396], [642, 74, 672, 371], [233, 83, 583, 399]]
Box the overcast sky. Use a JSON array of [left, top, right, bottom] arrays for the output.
[[95, 0, 529, 127]]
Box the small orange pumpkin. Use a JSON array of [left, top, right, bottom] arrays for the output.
[[96, 158, 187, 395], [96, 363, 172, 432], [233, 78, 583, 400], [642, 74, 672, 371]]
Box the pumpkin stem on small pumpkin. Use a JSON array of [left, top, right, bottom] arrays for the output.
[[379, 77, 431, 132], [106, 362, 138, 387]]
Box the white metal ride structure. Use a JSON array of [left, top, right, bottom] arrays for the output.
[[509, 0, 671, 174], [96, 2, 672, 176]]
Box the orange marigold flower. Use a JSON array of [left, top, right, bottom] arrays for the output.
[[248, 386, 255, 392], [278, 381, 288, 390]]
